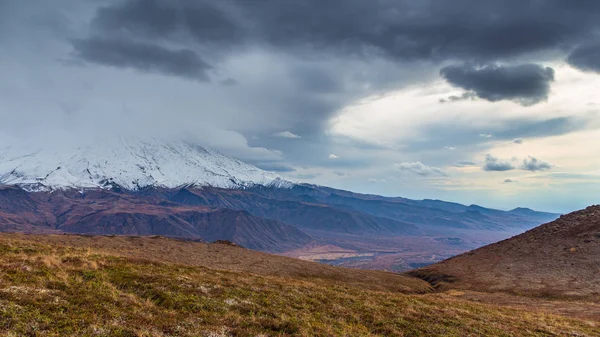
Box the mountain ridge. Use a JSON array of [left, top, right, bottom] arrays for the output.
[[0, 187, 312, 252]]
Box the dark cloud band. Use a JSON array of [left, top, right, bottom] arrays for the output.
[[86, 0, 600, 64], [93, 0, 242, 45], [72, 37, 212, 80]]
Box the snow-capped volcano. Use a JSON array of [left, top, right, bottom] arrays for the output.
[[0, 137, 292, 191]]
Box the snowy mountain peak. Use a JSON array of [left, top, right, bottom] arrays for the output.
[[0, 137, 293, 191]]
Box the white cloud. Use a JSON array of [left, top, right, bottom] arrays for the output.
[[395, 161, 446, 176], [273, 131, 301, 139], [328, 154, 339, 159]]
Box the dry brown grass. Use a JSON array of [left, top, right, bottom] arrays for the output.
[[0, 233, 598, 336], [443, 290, 600, 323], [2, 233, 430, 294]]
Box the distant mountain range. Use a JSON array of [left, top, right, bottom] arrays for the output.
[[0, 138, 560, 269]]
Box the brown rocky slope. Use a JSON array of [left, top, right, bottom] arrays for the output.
[[408, 205, 600, 300]]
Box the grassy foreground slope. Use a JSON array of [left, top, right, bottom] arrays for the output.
[[0, 234, 598, 337]]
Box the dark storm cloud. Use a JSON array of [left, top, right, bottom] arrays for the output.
[[521, 156, 553, 171], [71, 37, 212, 80], [68, 0, 600, 137], [230, 0, 600, 62], [440, 64, 555, 106], [87, 0, 600, 64], [93, 0, 242, 45], [567, 43, 600, 73], [483, 154, 515, 171]]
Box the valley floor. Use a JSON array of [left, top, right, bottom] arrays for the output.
[[280, 229, 524, 272], [0, 233, 598, 337]]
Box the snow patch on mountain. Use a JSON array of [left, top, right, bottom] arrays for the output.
[[0, 137, 294, 191]]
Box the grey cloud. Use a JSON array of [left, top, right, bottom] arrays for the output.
[[483, 154, 515, 171], [484, 155, 551, 172], [230, 55, 420, 141], [513, 138, 524, 144], [247, 131, 389, 172], [439, 92, 477, 104], [440, 64, 555, 106], [494, 117, 588, 140], [290, 66, 341, 94], [521, 156, 552, 171], [504, 179, 516, 183], [220, 78, 238, 86], [568, 42, 600, 73], [395, 161, 447, 177], [453, 161, 476, 167], [71, 37, 212, 80], [407, 116, 592, 155]]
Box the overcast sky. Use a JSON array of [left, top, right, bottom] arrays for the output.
[[2, 0, 600, 213]]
